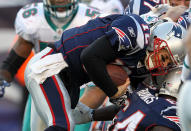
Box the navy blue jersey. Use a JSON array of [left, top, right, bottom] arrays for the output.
[[52, 14, 150, 88], [109, 84, 181, 131], [124, 0, 166, 15], [177, 11, 191, 29]]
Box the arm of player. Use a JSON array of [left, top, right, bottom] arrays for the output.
[[92, 104, 120, 121], [161, 5, 187, 22], [81, 35, 119, 97], [0, 36, 33, 97], [0, 36, 33, 82]]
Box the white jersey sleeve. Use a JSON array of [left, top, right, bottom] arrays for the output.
[[90, 0, 124, 14], [65, 3, 102, 29]]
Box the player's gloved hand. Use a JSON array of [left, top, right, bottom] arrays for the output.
[[110, 93, 128, 107], [0, 78, 10, 97], [109, 78, 130, 107], [72, 102, 94, 124]]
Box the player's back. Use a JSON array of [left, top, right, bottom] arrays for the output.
[[54, 14, 120, 70], [109, 84, 181, 131], [124, 0, 167, 15], [53, 13, 150, 87]]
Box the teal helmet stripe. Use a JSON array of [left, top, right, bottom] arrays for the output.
[[184, 60, 190, 69]]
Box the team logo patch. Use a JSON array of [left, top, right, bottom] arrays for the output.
[[161, 106, 180, 127], [177, 16, 184, 23], [163, 115, 180, 126], [112, 27, 132, 51], [167, 24, 183, 39]]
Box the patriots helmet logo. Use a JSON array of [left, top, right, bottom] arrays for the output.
[[167, 24, 183, 39], [112, 27, 132, 51]]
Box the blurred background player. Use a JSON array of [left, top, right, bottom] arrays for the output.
[[178, 14, 191, 131], [0, 0, 102, 131], [178, 73, 191, 131]]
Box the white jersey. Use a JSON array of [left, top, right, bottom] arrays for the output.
[[15, 2, 100, 53], [89, 0, 124, 14]]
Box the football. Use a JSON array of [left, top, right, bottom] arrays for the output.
[[106, 64, 129, 86]]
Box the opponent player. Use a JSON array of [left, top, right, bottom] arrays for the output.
[[0, 0, 102, 130]]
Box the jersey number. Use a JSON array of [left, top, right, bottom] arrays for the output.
[[141, 24, 150, 45], [22, 3, 38, 18], [113, 110, 145, 131], [85, 9, 100, 18]]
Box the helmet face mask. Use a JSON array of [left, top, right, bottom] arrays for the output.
[[146, 38, 177, 76], [145, 22, 186, 76], [43, 0, 79, 20]]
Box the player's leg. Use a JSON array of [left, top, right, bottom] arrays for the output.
[[74, 82, 106, 131], [31, 98, 46, 131], [24, 47, 75, 131], [80, 82, 106, 109], [74, 87, 91, 131], [22, 93, 46, 131], [22, 95, 31, 131]]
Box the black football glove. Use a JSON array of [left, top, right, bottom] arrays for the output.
[[110, 93, 128, 107]]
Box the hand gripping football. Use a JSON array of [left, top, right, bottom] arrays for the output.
[[106, 64, 129, 86]]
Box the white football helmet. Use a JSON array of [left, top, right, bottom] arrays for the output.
[[159, 66, 182, 99], [43, 0, 79, 20], [145, 22, 186, 76]]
